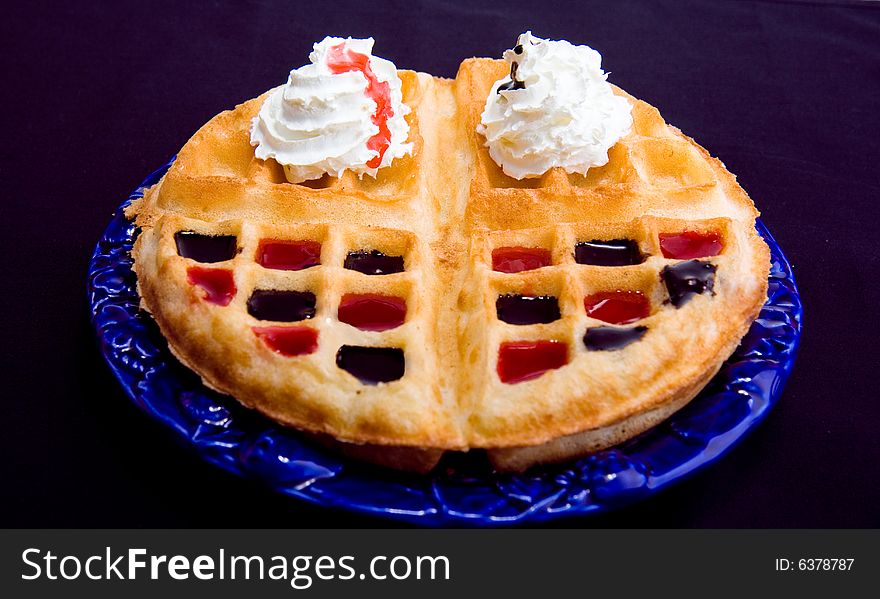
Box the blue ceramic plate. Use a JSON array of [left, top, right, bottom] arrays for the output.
[[88, 157, 802, 526]]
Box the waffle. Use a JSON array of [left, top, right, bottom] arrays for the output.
[[127, 58, 769, 472]]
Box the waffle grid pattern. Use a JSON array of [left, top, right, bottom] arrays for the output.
[[156, 70, 428, 225], [469, 95, 716, 196], [473, 216, 735, 379], [153, 214, 433, 385]]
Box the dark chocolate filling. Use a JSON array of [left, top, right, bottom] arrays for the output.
[[247, 290, 316, 322], [575, 239, 644, 266], [174, 231, 237, 263], [344, 250, 405, 275], [661, 260, 717, 307], [336, 346, 405, 385], [496, 295, 561, 325], [584, 326, 648, 351]]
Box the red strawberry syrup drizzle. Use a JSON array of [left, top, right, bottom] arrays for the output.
[[327, 43, 393, 169]]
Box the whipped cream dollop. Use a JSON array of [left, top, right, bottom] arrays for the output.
[[478, 32, 633, 180], [250, 37, 412, 183]]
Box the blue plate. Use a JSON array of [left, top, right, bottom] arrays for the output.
[[88, 157, 802, 526]]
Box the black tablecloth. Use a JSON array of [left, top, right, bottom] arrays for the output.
[[4, 0, 879, 527]]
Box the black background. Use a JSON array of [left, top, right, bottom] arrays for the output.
[[3, 0, 879, 528]]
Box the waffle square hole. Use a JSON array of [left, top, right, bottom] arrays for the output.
[[256, 239, 322, 271], [574, 239, 645, 266], [344, 250, 405, 275], [186, 266, 236, 306], [583, 326, 648, 351], [175, 231, 238, 263], [496, 294, 561, 325], [659, 231, 723, 259], [492, 247, 552, 273], [584, 290, 652, 325], [336, 346, 405, 384], [632, 139, 715, 187], [497, 340, 569, 384], [253, 326, 319, 356], [661, 260, 716, 307], [247, 289, 316, 322], [338, 294, 407, 331]]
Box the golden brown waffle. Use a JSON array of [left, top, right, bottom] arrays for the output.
[[127, 58, 769, 472]]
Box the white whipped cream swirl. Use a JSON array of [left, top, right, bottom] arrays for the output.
[[478, 32, 633, 180], [250, 37, 412, 183]]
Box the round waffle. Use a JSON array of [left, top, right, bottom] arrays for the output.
[[127, 58, 769, 472]]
